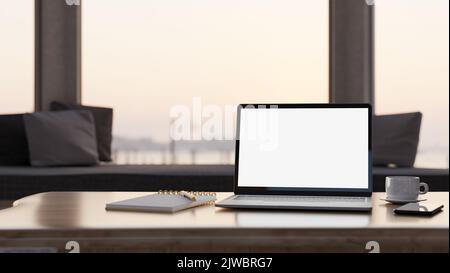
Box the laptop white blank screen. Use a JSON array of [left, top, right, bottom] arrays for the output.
[[237, 108, 369, 189]]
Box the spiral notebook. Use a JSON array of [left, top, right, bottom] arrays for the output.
[[105, 191, 217, 213]]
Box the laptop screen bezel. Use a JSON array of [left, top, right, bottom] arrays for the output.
[[234, 104, 373, 197]]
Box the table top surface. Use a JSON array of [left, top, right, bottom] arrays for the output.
[[0, 192, 448, 231]]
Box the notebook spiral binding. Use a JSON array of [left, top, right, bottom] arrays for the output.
[[158, 190, 217, 205]]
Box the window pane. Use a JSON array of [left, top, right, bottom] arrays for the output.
[[83, 0, 329, 164], [375, 0, 449, 168], [0, 0, 34, 114]]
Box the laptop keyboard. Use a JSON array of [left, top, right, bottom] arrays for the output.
[[234, 195, 367, 203]]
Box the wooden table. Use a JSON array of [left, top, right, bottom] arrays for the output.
[[0, 192, 448, 253]]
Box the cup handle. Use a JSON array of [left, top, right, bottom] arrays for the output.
[[419, 182, 429, 195]]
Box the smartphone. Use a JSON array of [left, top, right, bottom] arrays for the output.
[[394, 202, 444, 216]]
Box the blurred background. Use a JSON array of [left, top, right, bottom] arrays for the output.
[[0, 0, 448, 167]]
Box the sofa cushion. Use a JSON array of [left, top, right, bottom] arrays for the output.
[[51, 102, 113, 162], [0, 114, 30, 166], [0, 165, 235, 200], [0, 165, 447, 200], [373, 112, 422, 167], [24, 110, 99, 167]]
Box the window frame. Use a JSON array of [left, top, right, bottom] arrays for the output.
[[35, 0, 374, 110]]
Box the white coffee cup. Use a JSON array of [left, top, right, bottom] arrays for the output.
[[385, 176, 429, 201]]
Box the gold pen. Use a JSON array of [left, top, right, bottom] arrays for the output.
[[179, 191, 197, 201]]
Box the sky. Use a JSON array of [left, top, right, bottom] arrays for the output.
[[375, 0, 449, 152], [0, 0, 448, 167], [82, 0, 329, 141], [0, 0, 34, 114]]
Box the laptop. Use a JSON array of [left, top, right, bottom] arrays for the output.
[[216, 104, 373, 212]]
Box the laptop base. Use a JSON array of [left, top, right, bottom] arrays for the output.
[[216, 195, 372, 212]]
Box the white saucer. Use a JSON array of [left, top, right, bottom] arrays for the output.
[[380, 197, 427, 205]]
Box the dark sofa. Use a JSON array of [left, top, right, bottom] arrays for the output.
[[0, 165, 448, 200]]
